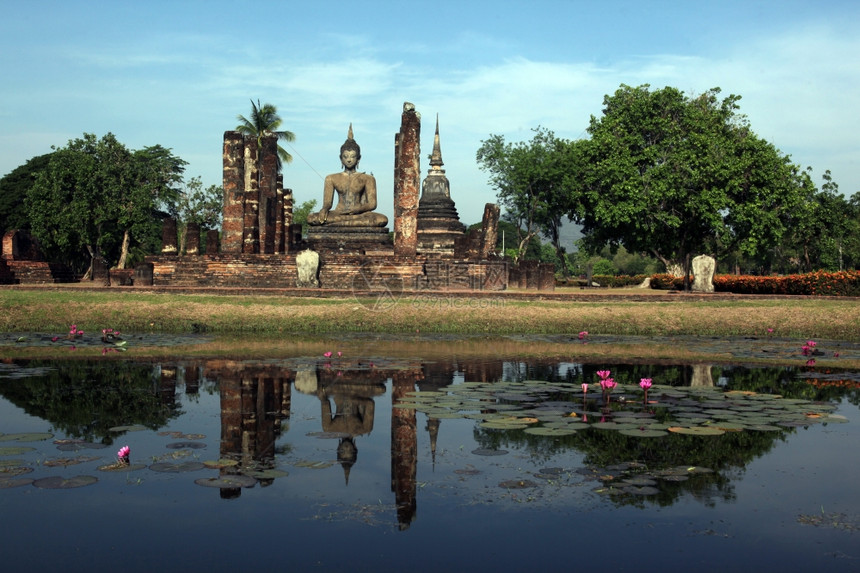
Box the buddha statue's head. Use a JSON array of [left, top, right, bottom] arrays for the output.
[[340, 124, 361, 168]]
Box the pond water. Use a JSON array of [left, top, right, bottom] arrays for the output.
[[1, 349, 859, 572]]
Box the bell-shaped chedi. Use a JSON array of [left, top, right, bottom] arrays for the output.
[[417, 115, 466, 255]]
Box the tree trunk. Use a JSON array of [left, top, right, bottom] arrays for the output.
[[117, 229, 131, 269], [516, 231, 536, 264], [82, 245, 95, 281]]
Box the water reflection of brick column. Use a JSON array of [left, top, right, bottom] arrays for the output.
[[219, 369, 242, 456], [184, 364, 199, 395], [391, 368, 421, 530], [159, 366, 177, 406]]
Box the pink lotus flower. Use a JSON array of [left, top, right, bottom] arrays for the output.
[[806, 340, 817, 348], [581, 383, 588, 394], [599, 378, 617, 391], [323, 351, 332, 358], [51, 336, 59, 342], [639, 378, 653, 390], [337, 351, 343, 358], [834, 352, 840, 357], [117, 446, 130, 459], [806, 359, 816, 366], [596, 370, 611, 380], [578, 331, 588, 340], [767, 328, 774, 334]]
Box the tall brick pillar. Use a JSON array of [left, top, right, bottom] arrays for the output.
[[394, 102, 420, 258], [259, 135, 278, 254], [185, 222, 200, 255], [242, 138, 260, 254], [222, 131, 246, 254], [161, 217, 178, 254]]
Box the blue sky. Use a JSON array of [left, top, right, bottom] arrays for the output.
[[1, 0, 858, 225]]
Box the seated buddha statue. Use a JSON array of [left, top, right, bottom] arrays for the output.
[[307, 125, 388, 227]]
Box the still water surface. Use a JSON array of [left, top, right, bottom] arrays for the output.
[[1, 353, 858, 572]]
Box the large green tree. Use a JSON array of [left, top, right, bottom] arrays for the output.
[[577, 84, 809, 284], [0, 153, 53, 233], [476, 127, 580, 265], [26, 133, 185, 276], [235, 99, 296, 171]]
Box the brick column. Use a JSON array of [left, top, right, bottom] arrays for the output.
[[161, 217, 178, 254], [394, 102, 420, 258], [242, 137, 260, 254], [185, 222, 200, 255], [221, 131, 245, 253], [259, 135, 278, 254]]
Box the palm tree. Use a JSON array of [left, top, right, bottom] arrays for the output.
[[235, 99, 296, 171]]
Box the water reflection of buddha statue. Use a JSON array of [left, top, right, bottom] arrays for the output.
[[307, 125, 388, 228]]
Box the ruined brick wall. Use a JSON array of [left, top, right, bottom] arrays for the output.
[[221, 132, 291, 255]]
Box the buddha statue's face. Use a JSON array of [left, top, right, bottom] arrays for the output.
[[341, 149, 359, 169]]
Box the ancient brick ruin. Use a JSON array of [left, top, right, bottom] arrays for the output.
[[135, 102, 557, 292], [0, 104, 558, 291], [0, 230, 75, 284]]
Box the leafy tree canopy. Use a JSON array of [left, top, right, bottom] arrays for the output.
[[0, 153, 53, 233], [26, 133, 186, 274], [576, 84, 811, 281], [476, 127, 583, 265]]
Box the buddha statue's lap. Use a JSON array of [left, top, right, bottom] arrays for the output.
[[307, 210, 387, 227]]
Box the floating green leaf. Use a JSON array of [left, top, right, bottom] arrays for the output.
[[0, 433, 53, 443], [0, 446, 36, 456], [241, 468, 289, 479], [149, 461, 206, 473], [194, 475, 257, 489], [32, 475, 98, 489]]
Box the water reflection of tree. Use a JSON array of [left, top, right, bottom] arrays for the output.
[[470, 363, 855, 508], [0, 360, 177, 442]]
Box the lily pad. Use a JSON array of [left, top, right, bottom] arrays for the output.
[[0, 446, 36, 456], [98, 462, 147, 472], [524, 426, 578, 436], [618, 428, 669, 438], [241, 468, 289, 479], [0, 433, 53, 442], [32, 475, 98, 489], [194, 475, 257, 489], [43, 455, 101, 467], [203, 459, 240, 469], [667, 426, 726, 436], [0, 478, 33, 488], [0, 466, 33, 476], [165, 441, 206, 450], [149, 461, 206, 473], [108, 424, 148, 432]]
